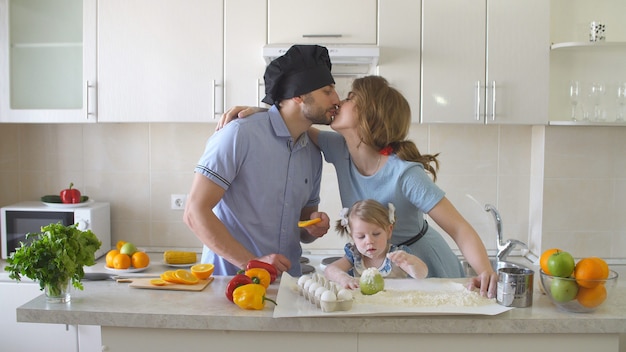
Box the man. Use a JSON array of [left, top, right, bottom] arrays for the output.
[[184, 45, 339, 276]]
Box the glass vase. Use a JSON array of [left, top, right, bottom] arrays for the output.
[[44, 281, 71, 303]]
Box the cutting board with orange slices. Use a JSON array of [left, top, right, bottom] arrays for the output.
[[127, 277, 214, 291]]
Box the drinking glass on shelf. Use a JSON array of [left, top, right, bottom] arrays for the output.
[[568, 80, 580, 121], [590, 82, 605, 121], [617, 82, 626, 122]]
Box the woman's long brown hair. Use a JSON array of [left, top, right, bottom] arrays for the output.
[[351, 76, 440, 180]]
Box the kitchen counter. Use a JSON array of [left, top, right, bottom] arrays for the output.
[[10, 253, 626, 351]]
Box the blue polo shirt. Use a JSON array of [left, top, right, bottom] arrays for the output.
[[194, 105, 322, 276]]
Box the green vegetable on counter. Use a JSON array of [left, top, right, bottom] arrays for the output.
[[4, 222, 102, 294]]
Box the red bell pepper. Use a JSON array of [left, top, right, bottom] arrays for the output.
[[225, 273, 253, 302], [60, 183, 82, 204], [246, 260, 278, 283]]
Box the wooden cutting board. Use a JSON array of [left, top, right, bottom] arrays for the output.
[[127, 277, 213, 291]]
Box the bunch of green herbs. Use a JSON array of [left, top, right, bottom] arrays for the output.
[[5, 222, 102, 294]]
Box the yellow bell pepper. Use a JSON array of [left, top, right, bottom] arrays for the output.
[[232, 283, 277, 310]]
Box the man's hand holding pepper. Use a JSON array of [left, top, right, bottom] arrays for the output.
[[299, 211, 330, 243], [255, 253, 291, 276]]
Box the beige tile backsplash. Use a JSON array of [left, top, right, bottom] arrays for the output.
[[1, 123, 625, 259]]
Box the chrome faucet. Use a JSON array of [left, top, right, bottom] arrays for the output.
[[484, 204, 527, 261]]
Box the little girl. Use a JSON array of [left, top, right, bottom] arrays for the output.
[[324, 199, 428, 289]]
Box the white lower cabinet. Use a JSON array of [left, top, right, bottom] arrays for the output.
[[0, 281, 101, 352], [101, 327, 620, 352]]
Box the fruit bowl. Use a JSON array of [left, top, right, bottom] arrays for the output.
[[539, 269, 619, 313]]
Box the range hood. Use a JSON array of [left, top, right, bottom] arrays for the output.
[[263, 44, 379, 76]]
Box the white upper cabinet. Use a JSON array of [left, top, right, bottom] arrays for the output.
[[267, 0, 377, 45], [421, 0, 549, 124], [97, 0, 223, 122], [378, 0, 421, 122], [224, 0, 268, 108], [0, 0, 97, 123]]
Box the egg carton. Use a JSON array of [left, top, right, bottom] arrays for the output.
[[296, 273, 354, 312]]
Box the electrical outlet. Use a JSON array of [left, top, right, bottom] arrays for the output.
[[171, 194, 187, 210]]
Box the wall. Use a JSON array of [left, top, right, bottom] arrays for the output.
[[0, 123, 535, 256], [2, 123, 625, 259], [536, 126, 626, 258]]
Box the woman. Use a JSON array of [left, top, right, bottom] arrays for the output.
[[220, 76, 497, 297]]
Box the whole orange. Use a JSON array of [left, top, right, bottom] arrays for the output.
[[113, 253, 131, 269], [574, 257, 609, 288], [106, 249, 120, 268], [576, 284, 607, 308], [131, 251, 150, 269], [590, 257, 609, 279], [540, 248, 561, 275]]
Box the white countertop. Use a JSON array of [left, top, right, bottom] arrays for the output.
[[10, 251, 626, 335]]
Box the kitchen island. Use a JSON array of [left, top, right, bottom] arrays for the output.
[[15, 256, 626, 352]]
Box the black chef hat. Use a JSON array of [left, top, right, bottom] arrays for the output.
[[262, 45, 334, 105]]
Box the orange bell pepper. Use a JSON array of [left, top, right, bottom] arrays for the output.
[[244, 268, 271, 288]]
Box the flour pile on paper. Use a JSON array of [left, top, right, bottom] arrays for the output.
[[354, 281, 493, 307]]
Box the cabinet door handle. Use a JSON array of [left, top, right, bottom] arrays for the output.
[[302, 34, 343, 38], [212, 79, 222, 118], [86, 81, 95, 119], [491, 80, 497, 121], [257, 78, 264, 107], [475, 81, 481, 121]]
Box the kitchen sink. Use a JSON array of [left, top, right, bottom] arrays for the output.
[[460, 257, 531, 277]]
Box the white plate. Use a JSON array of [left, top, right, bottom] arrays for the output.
[[163, 262, 197, 268], [43, 199, 95, 208], [105, 264, 150, 273]]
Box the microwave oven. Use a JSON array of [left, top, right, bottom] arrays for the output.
[[1, 201, 111, 260]]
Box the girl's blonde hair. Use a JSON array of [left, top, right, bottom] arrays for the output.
[[336, 199, 395, 237], [350, 76, 440, 180]]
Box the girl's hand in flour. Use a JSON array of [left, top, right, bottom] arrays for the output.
[[387, 250, 428, 279]]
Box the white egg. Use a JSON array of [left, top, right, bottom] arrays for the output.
[[337, 289, 353, 301], [303, 278, 314, 291], [297, 275, 310, 287], [321, 290, 337, 302], [315, 286, 329, 300], [308, 282, 321, 295]]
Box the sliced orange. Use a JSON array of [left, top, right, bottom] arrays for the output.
[[150, 278, 167, 286], [174, 269, 199, 285], [190, 263, 214, 279], [298, 218, 322, 227], [161, 270, 179, 283]]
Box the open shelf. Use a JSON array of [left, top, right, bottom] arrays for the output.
[[551, 41, 626, 50]]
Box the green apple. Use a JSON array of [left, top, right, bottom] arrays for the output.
[[546, 251, 575, 277], [550, 277, 578, 302], [359, 268, 384, 295], [120, 242, 137, 256]]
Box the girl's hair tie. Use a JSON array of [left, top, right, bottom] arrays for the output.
[[380, 145, 393, 155]]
